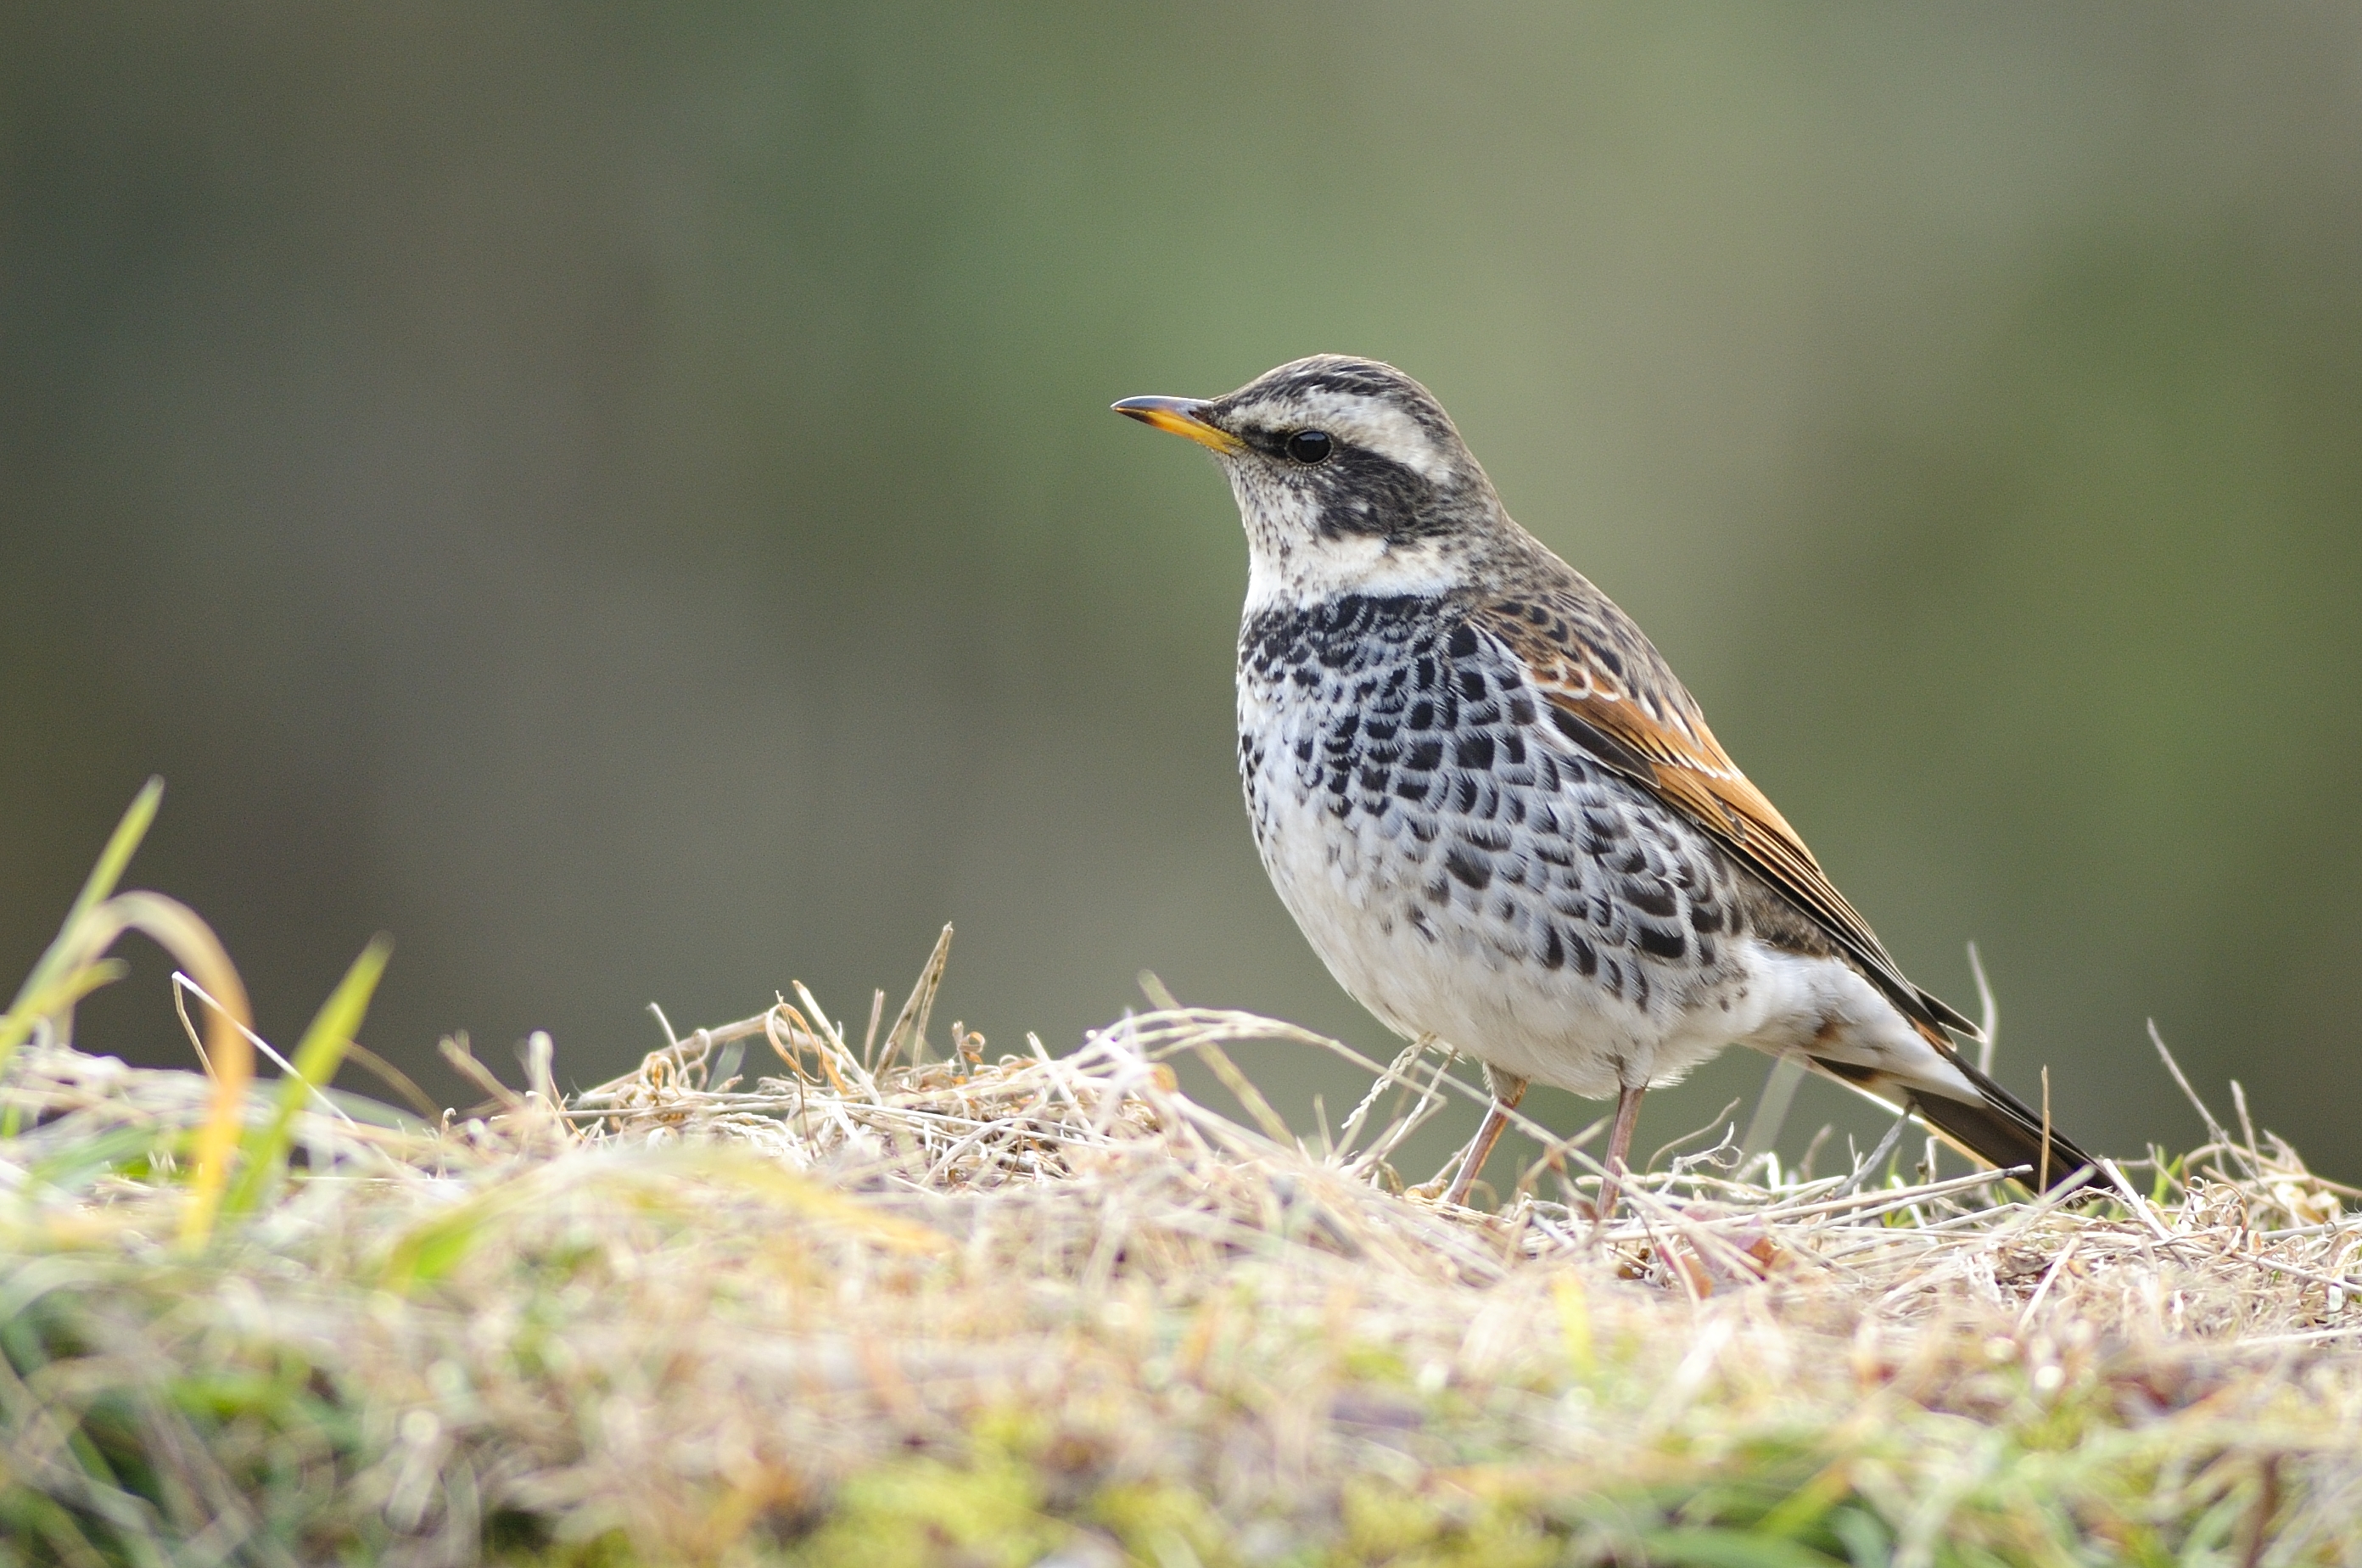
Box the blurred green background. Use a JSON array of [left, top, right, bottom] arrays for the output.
[[5, 4, 2359, 1180]]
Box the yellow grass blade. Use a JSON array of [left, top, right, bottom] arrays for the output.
[[57, 891, 254, 1246]]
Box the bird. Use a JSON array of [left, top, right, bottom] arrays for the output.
[[1115, 354, 2096, 1212]]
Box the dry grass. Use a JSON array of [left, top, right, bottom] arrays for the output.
[[3, 800, 2361, 1565]]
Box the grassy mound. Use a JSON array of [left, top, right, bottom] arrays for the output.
[[3, 791, 2358, 1565]]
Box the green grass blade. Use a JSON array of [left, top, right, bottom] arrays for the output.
[[26, 1123, 174, 1196], [379, 1174, 544, 1293], [0, 777, 163, 1070], [221, 936, 391, 1218]]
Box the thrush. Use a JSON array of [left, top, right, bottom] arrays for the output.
[[1116, 355, 2096, 1210]]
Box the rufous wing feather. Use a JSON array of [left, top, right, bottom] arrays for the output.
[[1476, 598, 1980, 1039]]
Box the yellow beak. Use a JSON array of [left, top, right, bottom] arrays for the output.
[[1111, 395, 1243, 456]]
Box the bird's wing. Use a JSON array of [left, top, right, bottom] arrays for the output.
[[1475, 593, 1979, 1038]]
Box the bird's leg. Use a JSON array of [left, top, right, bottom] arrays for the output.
[[1593, 1084, 1647, 1223], [1439, 1067, 1529, 1209]]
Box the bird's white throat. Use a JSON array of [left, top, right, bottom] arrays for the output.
[[1229, 472, 1471, 613]]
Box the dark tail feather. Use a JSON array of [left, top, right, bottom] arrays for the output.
[[1906, 1054, 2096, 1193], [1812, 1050, 2097, 1193]]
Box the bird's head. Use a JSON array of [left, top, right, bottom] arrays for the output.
[[1116, 355, 1510, 608]]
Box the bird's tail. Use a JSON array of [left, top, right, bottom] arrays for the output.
[[1906, 1055, 2096, 1193], [1812, 1041, 2097, 1194]]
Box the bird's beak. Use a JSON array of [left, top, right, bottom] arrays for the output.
[[1111, 395, 1243, 456]]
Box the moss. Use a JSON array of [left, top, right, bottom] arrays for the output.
[[785, 1453, 1062, 1568]]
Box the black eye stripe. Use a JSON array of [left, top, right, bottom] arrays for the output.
[[1286, 429, 1334, 465]]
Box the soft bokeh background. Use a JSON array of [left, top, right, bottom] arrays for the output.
[[6, 4, 2359, 1179]]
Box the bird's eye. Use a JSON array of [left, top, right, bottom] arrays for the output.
[[1285, 429, 1334, 465]]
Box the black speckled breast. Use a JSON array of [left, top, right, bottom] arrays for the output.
[[1236, 593, 1751, 1022]]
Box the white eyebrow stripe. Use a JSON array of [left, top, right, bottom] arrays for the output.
[[1228, 389, 1453, 481]]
